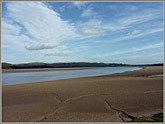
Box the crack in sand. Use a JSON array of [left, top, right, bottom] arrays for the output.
[[34, 106, 61, 122], [48, 93, 63, 103], [103, 99, 137, 122], [34, 93, 111, 122], [34, 93, 137, 122], [64, 93, 111, 103]]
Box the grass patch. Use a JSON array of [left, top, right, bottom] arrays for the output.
[[129, 113, 163, 122]]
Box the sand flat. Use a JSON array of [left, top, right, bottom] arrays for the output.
[[2, 66, 163, 122]]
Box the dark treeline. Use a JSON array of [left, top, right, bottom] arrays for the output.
[[2, 62, 130, 69], [134, 63, 164, 66], [2, 62, 163, 69]]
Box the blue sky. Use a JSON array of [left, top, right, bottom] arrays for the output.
[[1, 2, 164, 64]]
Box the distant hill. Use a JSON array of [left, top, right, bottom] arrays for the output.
[[1, 62, 163, 69], [133, 63, 164, 66], [2, 62, 13, 66], [2, 62, 130, 69]]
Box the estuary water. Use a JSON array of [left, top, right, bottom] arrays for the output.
[[2, 67, 140, 85]]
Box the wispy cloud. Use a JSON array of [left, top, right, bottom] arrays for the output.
[[96, 42, 163, 58], [158, 48, 164, 51], [109, 28, 163, 43], [80, 7, 95, 17], [2, 21, 21, 35], [2, 20, 29, 50], [5, 2, 77, 44], [2, 2, 163, 64], [128, 30, 142, 36], [45, 52, 72, 56], [81, 25, 100, 35], [127, 28, 163, 39], [119, 14, 156, 28], [25, 43, 60, 50], [78, 8, 162, 40], [72, 2, 88, 9], [102, 12, 162, 32], [2, 34, 31, 50]]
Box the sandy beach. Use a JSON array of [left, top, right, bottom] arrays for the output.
[[2, 66, 163, 122]]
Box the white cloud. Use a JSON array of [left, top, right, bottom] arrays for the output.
[[5, 2, 77, 44], [2, 2, 163, 64], [102, 13, 160, 32], [78, 9, 161, 38], [81, 25, 100, 35], [128, 30, 142, 36], [107, 28, 163, 44], [25, 43, 60, 50], [76, 19, 104, 37], [81, 7, 95, 17], [146, 28, 163, 34], [2, 21, 21, 35], [81, 27, 163, 44], [119, 14, 154, 28], [2, 34, 31, 50], [1, 20, 29, 50], [127, 28, 163, 38], [158, 48, 164, 51], [45, 52, 72, 56], [72, 2, 87, 9]]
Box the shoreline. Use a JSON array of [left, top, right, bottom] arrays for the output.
[[96, 66, 163, 78], [2, 66, 163, 122], [2, 66, 142, 86], [3, 66, 162, 87], [2, 67, 102, 73]]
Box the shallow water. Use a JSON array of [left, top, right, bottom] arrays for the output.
[[2, 67, 140, 85]]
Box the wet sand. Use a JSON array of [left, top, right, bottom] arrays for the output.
[[2, 66, 163, 122]]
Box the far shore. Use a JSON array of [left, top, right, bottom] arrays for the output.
[[2, 66, 163, 122]]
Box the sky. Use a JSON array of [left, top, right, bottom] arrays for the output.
[[1, 2, 164, 64]]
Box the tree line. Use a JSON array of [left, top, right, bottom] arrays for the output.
[[2, 62, 163, 69]]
